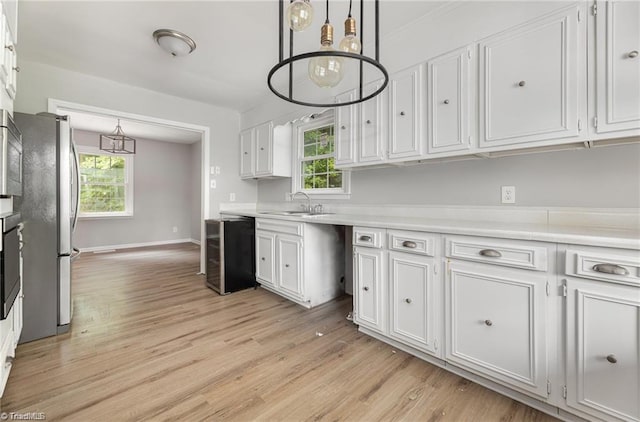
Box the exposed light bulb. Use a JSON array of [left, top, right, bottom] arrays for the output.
[[339, 16, 361, 53], [286, 0, 314, 32], [308, 21, 344, 88]]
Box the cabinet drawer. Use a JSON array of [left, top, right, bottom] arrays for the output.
[[353, 227, 385, 248], [256, 218, 303, 236], [446, 236, 548, 271], [388, 230, 436, 256], [566, 248, 640, 287]]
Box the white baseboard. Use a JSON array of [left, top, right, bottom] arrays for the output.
[[80, 238, 195, 253], [189, 238, 201, 246]]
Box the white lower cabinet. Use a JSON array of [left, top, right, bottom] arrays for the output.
[[354, 246, 386, 334], [255, 218, 344, 308], [389, 251, 440, 356], [446, 260, 549, 398], [564, 245, 640, 422]]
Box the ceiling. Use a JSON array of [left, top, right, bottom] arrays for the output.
[[65, 110, 202, 144], [18, 1, 448, 113]]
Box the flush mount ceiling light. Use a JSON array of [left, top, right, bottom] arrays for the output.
[[268, 0, 388, 108], [152, 29, 196, 57], [100, 119, 136, 154]]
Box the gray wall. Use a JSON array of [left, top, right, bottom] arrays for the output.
[[258, 143, 640, 208], [190, 141, 202, 241], [73, 130, 199, 249]]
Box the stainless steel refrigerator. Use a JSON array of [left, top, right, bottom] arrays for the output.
[[13, 112, 80, 343]]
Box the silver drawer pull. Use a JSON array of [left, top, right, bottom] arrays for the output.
[[363, 286, 369, 291], [359, 235, 372, 242], [402, 240, 417, 249], [261, 257, 266, 261], [606, 354, 617, 364], [628, 50, 638, 58], [404, 298, 412, 304], [479, 249, 502, 258], [484, 319, 493, 327], [592, 263, 629, 276], [518, 80, 526, 87], [443, 99, 449, 104], [285, 264, 290, 268]]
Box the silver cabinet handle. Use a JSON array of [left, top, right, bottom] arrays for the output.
[[400, 111, 406, 116], [628, 51, 639, 58], [443, 99, 449, 104], [606, 354, 617, 364], [592, 263, 629, 276], [484, 319, 493, 326], [518, 80, 526, 87], [359, 235, 372, 242], [402, 240, 417, 249], [13, 66, 19, 72], [5, 45, 13, 52], [260, 147, 264, 151], [285, 264, 290, 268], [261, 257, 266, 261], [479, 249, 502, 258], [363, 286, 369, 291], [341, 125, 346, 130], [243, 151, 248, 155], [366, 120, 371, 124], [404, 298, 412, 304]]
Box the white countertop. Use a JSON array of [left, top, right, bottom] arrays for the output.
[[221, 209, 640, 250]]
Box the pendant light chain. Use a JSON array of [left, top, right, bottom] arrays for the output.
[[325, 0, 329, 24]]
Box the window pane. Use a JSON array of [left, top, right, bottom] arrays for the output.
[[303, 175, 314, 189], [314, 159, 328, 173], [313, 174, 328, 189], [79, 152, 128, 214], [303, 143, 317, 158], [328, 172, 342, 188], [80, 183, 125, 213], [302, 161, 314, 175]]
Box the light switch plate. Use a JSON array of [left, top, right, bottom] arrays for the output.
[[210, 179, 216, 189]]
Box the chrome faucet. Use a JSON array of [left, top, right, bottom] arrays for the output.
[[290, 191, 311, 212]]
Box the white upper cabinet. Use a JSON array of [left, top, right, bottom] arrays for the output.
[[239, 121, 291, 179], [593, 0, 640, 135], [479, 4, 585, 149], [427, 45, 475, 155], [359, 80, 387, 164], [388, 64, 424, 160], [334, 81, 387, 168], [335, 90, 357, 167]]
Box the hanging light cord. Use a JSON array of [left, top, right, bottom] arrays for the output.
[[348, 0, 353, 18], [325, 0, 329, 24]]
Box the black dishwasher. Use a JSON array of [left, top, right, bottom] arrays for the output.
[[205, 217, 255, 295]]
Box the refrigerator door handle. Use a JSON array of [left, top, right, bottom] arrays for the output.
[[71, 138, 80, 232], [70, 247, 81, 262]]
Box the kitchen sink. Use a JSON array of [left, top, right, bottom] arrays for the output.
[[258, 210, 334, 217]]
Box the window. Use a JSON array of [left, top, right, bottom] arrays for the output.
[[292, 114, 350, 198], [78, 146, 133, 218]]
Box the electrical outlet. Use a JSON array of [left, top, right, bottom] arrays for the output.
[[229, 193, 236, 202], [210, 179, 216, 189], [172, 226, 178, 233], [215, 166, 221, 175], [501, 186, 516, 204]]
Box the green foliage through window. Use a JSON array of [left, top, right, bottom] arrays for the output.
[[79, 153, 128, 214], [301, 124, 342, 190]]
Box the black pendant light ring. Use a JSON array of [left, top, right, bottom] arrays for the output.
[[267, 51, 389, 108]]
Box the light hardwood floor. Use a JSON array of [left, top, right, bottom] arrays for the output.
[[2, 243, 558, 421]]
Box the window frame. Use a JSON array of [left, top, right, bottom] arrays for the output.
[[77, 145, 134, 219], [290, 113, 351, 199]]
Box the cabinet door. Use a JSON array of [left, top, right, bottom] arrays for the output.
[[388, 64, 424, 160], [389, 252, 439, 356], [566, 278, 640, 421], [427, 45, 473, 155], [595, 0, 640, 134], [446, 261, 548, 398], [0, 15, 7, 86], [12, 292, 21, 347], [359, 80, 386, 163], [479, 5, 583, 148], [239, 129, 254, 178], [354, 247, 386, 334], [256, 230, 275, 286], [335, 90, 357, 167], [255, 121, 273, 176], [276, 234, 303, 298]]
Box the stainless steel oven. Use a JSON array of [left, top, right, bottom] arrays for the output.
[[1, 212, 21, 319]]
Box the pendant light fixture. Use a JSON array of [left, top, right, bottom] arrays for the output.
[[99, 119, 136, 154], [267, 0, 388, 108]]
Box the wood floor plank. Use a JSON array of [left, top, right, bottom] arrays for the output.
[[1, 243, 558, 421]]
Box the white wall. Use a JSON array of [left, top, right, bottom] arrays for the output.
[[245, 1, 640, 210], [189, 141, 202, 241], [72, 130, 198, 249], [15, 60, 258, 218]]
